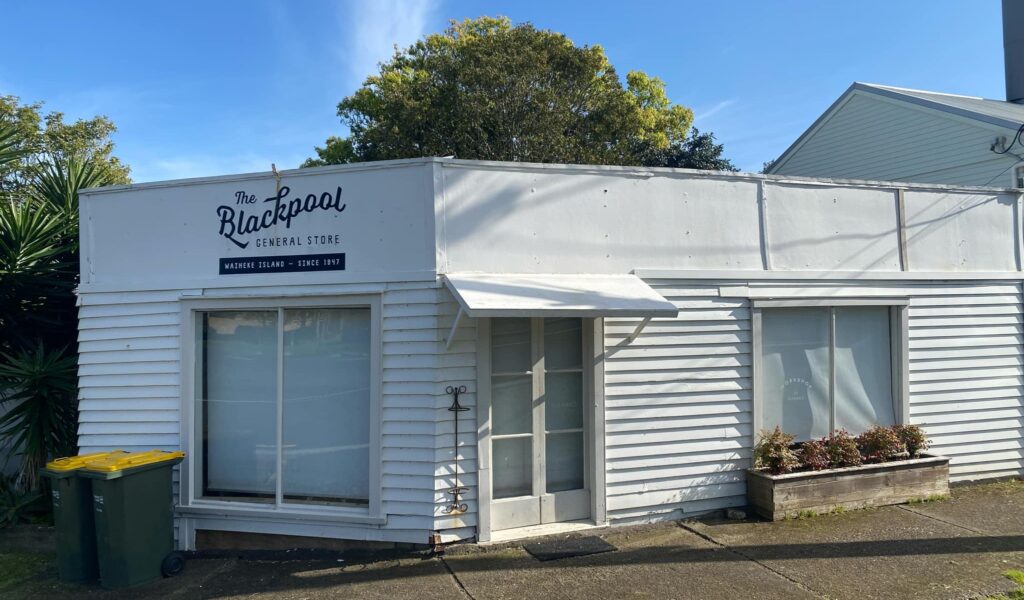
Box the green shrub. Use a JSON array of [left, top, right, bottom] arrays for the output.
[[823, 429, 862, 468], [799, 439, 830, 471], [857, 425, 905, 463], [0, 475, 42, 528], [892, 424, 929, 457], [754, 426, 799, 475]]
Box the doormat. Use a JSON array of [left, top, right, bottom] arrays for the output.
[[524, 536, 617, 561]]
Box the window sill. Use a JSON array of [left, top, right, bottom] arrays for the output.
[[177, 502, 387, 526]]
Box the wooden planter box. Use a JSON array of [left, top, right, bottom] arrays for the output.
[[747, 454, 950, 521]]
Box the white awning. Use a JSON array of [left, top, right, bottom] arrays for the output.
[[442, 273, 679, 318]]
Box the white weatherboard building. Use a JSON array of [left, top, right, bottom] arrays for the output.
[[77, 158, 1024, 548]]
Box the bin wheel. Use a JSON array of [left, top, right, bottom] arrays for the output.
[[161, 551, 186, 577]]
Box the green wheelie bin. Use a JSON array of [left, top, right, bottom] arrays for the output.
[[79, 450, 186, 589], [40, 451, 128, 583]]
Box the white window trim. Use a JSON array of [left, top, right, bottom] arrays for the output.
[[751, 298, 910, 444], [1012, 161, 1024, 189], [178, 294, 385, 524]]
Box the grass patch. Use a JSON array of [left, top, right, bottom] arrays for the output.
[[783, 506, 851, 520], [907, 494, 950, 505], [0, 552, 50, 591], [983, 570, 1024, 599]]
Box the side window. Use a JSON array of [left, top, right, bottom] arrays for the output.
[[758, 305, 898, 440]]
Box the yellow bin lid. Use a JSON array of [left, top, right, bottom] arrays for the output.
[[46, 450, 130, 472], [81, 449, 185, 473]]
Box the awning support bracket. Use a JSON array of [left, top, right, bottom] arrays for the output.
[[626, 316, 652, 343], [444, 306, 464, 351]]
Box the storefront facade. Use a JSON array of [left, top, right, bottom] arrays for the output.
[[76, 158, 1024, 548]]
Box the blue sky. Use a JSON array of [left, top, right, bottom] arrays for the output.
[[0, 0, 1006, 181]]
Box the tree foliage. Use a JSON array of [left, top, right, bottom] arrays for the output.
[[0, 95, 130, 193], [305, 17, 734, 169], [0, 114, 124, 491], [639, 128, 737, 171]]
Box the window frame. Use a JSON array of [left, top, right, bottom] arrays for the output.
[[751, 298, 910, 443], [179, 294, 383, 523]]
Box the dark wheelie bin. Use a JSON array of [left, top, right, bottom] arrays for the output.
[[79, 449, 186, 589], [40, 451, 128, 583]]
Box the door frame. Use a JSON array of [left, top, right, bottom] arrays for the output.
[[475, 317, 607, 542]]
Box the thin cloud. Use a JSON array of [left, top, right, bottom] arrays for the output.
[[695, 98, 737, 122], [340, 0, 439, 86]]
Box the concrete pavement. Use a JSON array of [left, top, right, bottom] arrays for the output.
[[4, 480, 1024, 600]]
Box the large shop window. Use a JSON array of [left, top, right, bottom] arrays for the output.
[[195, 307, 372, 508], [758, 305, 904, 440]]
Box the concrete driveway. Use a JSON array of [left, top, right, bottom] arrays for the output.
[[4, 480, 1024, 600]]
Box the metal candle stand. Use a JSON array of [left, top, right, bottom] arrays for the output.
[[443, 384, 469, 515]]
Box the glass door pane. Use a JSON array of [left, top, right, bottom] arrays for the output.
[[761, 308, 831, 440], [834, 307, 895, 433], [491, 318, 534, 499], [543, 318, 584, 493], [198, 311, 278, 500], [282, 308, 371, 506]]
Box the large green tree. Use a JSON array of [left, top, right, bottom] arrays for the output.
[[0, 95, 130, 193], [305, 17, 733, 169]]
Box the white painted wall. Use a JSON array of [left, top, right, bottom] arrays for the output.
[[599, 278, 1023, 524], [437, 161, 1019, 275]]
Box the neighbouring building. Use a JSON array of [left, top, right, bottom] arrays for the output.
[[768, 0, 1024, 187], [77, 157, 1024, 549]]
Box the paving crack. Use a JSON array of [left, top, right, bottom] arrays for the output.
[[439, 556, 477, 600], [676, 521, 831, 600], [166, 558, 237, 599], [897, 504, 989, 536]]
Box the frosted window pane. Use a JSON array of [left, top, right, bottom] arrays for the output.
[[545, 372, 583, 431], [200, 311, 278, 500], [761, 308, 831, 440], [492, 375, 532, 436], [835, 307, 895, 434], [544, 318, 582, 370], [282, 308, 370, 506], [493, 438, 532, 498], [546, 431, 584, 492], [492, 318, 531, 374]]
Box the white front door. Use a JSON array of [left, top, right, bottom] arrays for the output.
[[488, 317, 591, 531]]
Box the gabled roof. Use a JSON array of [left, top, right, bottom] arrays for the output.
[[768, 82, 1024, 173]]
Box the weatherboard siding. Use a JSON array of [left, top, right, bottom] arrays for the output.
[[602, 282, 751, 522], [600, 279, 1024, 524], [773, 92, 1018, 186], [77, 280, 473, 545]]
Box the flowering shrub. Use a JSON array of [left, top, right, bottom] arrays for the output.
[[755, 424, 931, 474], [799, 439, 830, 471], [892, 424, 929, 457], [823, 429, 862, 468], [753, 426, 800, 475], [857, 425, 905, 463]]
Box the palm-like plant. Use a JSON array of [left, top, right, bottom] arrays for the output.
[[0, 198, 75, 350], [31, 152, 112, 224], [0, 121, 121, 496], [0, 127, 23, 168], [0, 343, 77, 490]]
